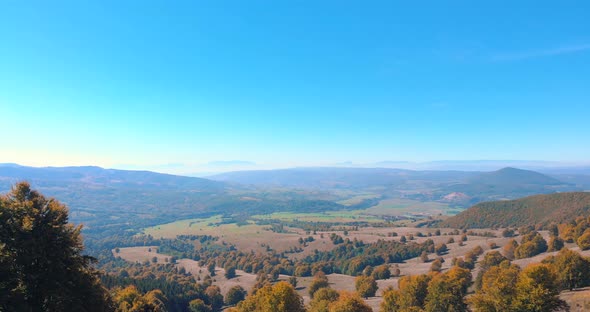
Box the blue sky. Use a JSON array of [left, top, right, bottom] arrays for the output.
[[1, 1, 589, 173]]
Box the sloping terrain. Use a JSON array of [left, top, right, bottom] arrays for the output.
[[441, 192, 590, 228], [0, 164, 344, 239]]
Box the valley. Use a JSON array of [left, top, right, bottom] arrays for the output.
[[2, 165, 590, 311]]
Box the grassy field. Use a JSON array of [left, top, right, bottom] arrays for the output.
[[364, 198, 456, 216], [337, 193, 381, 206], [116, 227, 526, 311], [251, 210, 382, 223]]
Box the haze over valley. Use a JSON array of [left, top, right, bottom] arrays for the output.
[[2, 1, 590, 311]]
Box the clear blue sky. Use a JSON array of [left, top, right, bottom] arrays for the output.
[[1, 1, 589, 172]]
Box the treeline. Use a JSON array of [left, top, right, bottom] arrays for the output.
[[441, 192, 590, 229], [300, 238, 434, 276]]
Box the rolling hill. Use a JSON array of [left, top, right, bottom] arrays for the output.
[[210, 167, 476, 189], [440, 192, 590, 228], [442, 167, 573, 202], [211, 167, 578, 204], [0, 164, 345, 238]]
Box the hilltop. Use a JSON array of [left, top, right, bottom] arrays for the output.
[[442, 167, 571, 201], [440, 192, 590, 228]]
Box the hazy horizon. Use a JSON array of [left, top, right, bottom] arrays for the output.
[[3, 159, 590, 177]]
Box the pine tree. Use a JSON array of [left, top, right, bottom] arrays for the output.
[[0, 182, 113, 311]]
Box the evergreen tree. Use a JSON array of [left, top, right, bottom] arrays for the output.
[[0, 182, 113, 311]]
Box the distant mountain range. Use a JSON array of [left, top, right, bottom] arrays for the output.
[[441, 192, 590, 228], [1, 163, 588, 236], [0, 163, 224, 191], [0, 164, 345, 236], [210, 166, 581, 204]]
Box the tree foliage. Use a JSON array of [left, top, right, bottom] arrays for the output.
[[327, 291, 372, 312], [225, 285, 246, 306], [0, 182, 113, 311], [354, 275, 377, 298], [234, 281, 305, 312]]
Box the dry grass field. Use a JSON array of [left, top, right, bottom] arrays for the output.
[[561, 287, 590, 312], [114, 225, 529, 311], [115, 214, 590, 311]]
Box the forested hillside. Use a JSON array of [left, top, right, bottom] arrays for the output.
[[441, 192, 590, 228]]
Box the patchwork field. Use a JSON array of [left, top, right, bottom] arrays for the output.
[[363, 198, 456, 216], [117, 224, 530, 311], [251, 210, 382, 223]]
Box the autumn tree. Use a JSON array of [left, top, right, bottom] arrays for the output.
[[381, 274, 431, 311], [225, 285, 246, 306], [371, 264, 391, 280], [512, 264, 567, 312], [435, 243, 448, 255], [430, 259, 442, 272], [503, 239, 518, 260], [547, 236, 565, 252], [355, 275, 378, 298], [544, 248, 590, 291], [205, 285, 224, 311], [420, 251, 429, 263], [189, 299, 212, 312], [424, 272, 467, 312], [0, 182, 113, 311], [475, 251, 507, 290], [327, 291, 372, 312], [514, 231, 547, 259], [309, 272, 330, 298], [113, 285, 167, 312], [469, 262, 520, 312], [309, 288, 339, 312], [235, 281, 305, 312]]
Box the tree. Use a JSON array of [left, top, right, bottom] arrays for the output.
[[503, 239, 518, 260], [546, 248, 590, 290], [381, 274, 431, 311], [309, 288, 339, 312], [327, 291, 372, 312], [113, 285, 168, 312], [515, 232, 548, 259], [189, 298, 212, 312], [424, 272, 467, 312], [0, 182, 113, 311], [225, 266, 237, 279], [309, 272, 330, 298], [371, 264, 391, 280], [502, 228, 515, 237], [288, 276, 298, 288], [435, 243, 448, 255], [205, 285, 224, 311], [469, 262, 520, 312], [208, 263, 216, 276], [430, 259, 442, 272], [547, 236, 565, 252], [355, 275, 377, 298], [513, 264, 567, 312], [420, 251, 429, 263], [235, 281, 305, 312], [225, 286, 246, 306], [476, 251, 507, 290]]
